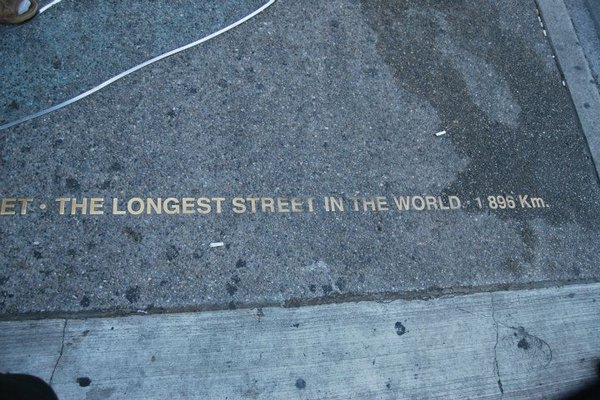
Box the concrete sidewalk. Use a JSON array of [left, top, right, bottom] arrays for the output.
[[1, 283, 599, 399], [1, 1, 600, 398], [1, 0, 599, 318]]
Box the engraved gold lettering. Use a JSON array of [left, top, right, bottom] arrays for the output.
[[449, 196, 461, 209], [531, 197, 545, 208], [393, 196, 410, 210], [213, 197, 225, 214], [425, 196, 438, 210], [112, 198, 126, 215], [127, 197, 145, 215], [164, 198, 180, 215], [70, 198, 88, 215], [232, 197, 246, 214], [438, 197, 450, 210], [1, 198, 16, 216], [307, 197, 315, 212], [17, 198, 33, 215], [261, 197, 275, 213], [181, 198, 195, 214], [325, 197, 344, 212], [247, 197, 259, 213], [412, 196, 426, 211], [55, 198, 70, 215], [376, 196, 389, 211], [89, 198, 104, 215], [362, 198, 376, 212], [196, 197, 211, 214], [147, 198, 162, 214], [277, 197, 290, 212], [1, 193, 504, 217], [291, 198, 303, 212]]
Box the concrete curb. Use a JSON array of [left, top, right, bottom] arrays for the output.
[[538, 0, 600, 178], [1, 283, 599, 399]]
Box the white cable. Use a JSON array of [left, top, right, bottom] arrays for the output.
[[39, 0, 64, 14], [1, 0, 276, 131]]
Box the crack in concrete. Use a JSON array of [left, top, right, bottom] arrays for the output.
[[491, 294, 504, 398], [49, 319, 67, 386], [458, 298, 554, 373]]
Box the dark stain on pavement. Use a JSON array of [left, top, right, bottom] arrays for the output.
[[517, 338, 530, 350], [80, 296, 91, 308], [108, 162, 121, 172], [76, 377, 91, 387], [512, 326, 552, 366], [295, 378, 306, 389], [65, 177, 80, 191], [360, 0, 600, 229], [123, 227, 142, 243], [395, 321, 407, 336], [226, 275, 241, 296], [125, 286, 141, 303], [165, 245, 179, 261]]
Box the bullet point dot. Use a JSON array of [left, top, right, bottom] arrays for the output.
[[39, 204, 47, 210]]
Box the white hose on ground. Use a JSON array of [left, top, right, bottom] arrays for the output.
[[0, 0, 276, 131]]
